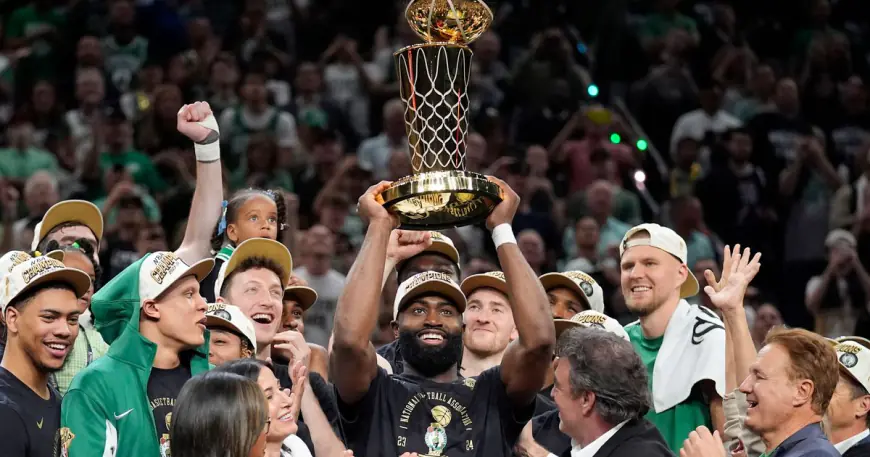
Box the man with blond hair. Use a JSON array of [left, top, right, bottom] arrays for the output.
[[620, 223, 726, 452]]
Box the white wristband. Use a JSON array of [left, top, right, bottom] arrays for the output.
[[194, 140, 221, 162], [491, 223, 516, 249], [187, 110, 221, 162]]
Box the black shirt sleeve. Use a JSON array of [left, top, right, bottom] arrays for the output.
[[335, 367, 389, 444], [478, 367, 537, 447], [199, 257, 224, 303], [0, 404, 29, 456]]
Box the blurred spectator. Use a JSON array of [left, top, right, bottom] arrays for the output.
[[65, 66, 107, 166], [551, 105, 636, 195], [10, 171, 59, 249], [565, 148, 642, 226], [639, 0, 699, 62], [230, 133, 293, 191], [202, 54, 238, 117], [218, 69, 299, 169], [294, 225, 346, 347], [805, 229, 870, 338], [751, 303, 784, 349], [562, 215, 621, 298], [5, 0, 66, 83], [780, 132, 843, 329], [563, 180, 631, 262], [135, 83, 189, 155], [511, 28, 591, 113], [729, 63, 777, 122], [829, 76, 870, 181], [357, 98, 406, 180], [669, 135, 702, 198], [288, 61, 358, 153], [21, 80, 66, 150], [320, 36, 377, 139], [101, 0, 148, 94], [99, 109, 167, 196], [518, 229, 547, 275], [697, 127, 776, 251], [748, 78, 814, 183], [0, 114, 59, 186], [669, 80, 742, 172], [99, 192, 148, 282], [669, 195, 717, 268]]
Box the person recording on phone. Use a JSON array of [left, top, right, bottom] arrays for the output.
[[805, 229, 870, 339]]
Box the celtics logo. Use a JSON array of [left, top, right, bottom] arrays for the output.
[[579, 281, 594, 297], [841, 352, 859, 369], [424, 406, 451, 456]]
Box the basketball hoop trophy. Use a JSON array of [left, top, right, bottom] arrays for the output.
[[380, 0, 502, 230]]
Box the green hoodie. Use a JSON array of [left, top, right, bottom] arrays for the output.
[[60, 256, 211, 457]]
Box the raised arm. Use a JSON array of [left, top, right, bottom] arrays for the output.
[[330, 181, 398, 404], [173, 101, 225, 264], [490, 177, 557, 405]]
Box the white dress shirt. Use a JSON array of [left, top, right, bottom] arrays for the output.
[[570, 420, 629, 457], [834, 428, 870, 454]]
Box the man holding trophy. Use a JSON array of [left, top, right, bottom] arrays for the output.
[[330, 1, 556, 456]]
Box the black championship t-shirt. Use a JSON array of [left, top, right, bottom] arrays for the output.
[[338, 366, 535, 457], [532, 409, 571, 456], [0, 367, 62, 457], [147, 364, 191, 457]]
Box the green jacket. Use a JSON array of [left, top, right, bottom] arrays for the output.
[[60, 256, 211, 457]]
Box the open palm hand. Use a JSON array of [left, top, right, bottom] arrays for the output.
[[703, 244, 761, 312]]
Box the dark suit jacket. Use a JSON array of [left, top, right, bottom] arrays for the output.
[[560, 418, 674, 457], [843, 434, 870, 457]]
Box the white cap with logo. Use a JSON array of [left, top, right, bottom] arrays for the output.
[[619, 223, 699, 298], [0, 251, 92, 312], [139, 252, 214, 302], [553, 310, 630, 341], [539, 271, 605, 313], [394, 271, 467, 319], [835, 339, 870, 394], [206, 303, 258, 351]]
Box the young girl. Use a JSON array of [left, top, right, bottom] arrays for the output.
[[44, 238, 110, 396], [201, 188, 289, 302]]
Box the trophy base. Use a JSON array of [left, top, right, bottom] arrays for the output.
[[381, 171, 502, 230]]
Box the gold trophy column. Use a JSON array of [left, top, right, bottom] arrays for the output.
[[381, 0, 502, 230]]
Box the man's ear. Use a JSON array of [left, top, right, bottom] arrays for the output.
[[4, 307, 21, 335], [216, 295, 226, 304], [391, 319, 399, 339], [141, 299, 161, 320]]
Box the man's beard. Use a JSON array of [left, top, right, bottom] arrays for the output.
[[396, 328, 464, 378]]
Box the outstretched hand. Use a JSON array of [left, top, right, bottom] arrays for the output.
[[703, 244, 761, 313]]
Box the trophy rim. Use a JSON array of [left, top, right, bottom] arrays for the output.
[[394, 42, 472, 56], [381, 170, 502, 230]]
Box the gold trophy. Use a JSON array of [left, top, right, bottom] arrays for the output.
[[381, 0, 502, 230]]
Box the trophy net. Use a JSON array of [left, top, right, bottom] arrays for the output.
[[395, 44, 471, 174]]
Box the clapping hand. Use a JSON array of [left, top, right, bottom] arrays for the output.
[[703, 244, 761, 313], [680, 426, 726, 457]]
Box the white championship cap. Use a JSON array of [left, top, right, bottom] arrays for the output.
[[539, 271, 605, 313], [553, 310, 630, 341], [206, 303, 258, 351], [0, 251, 92, 312], [139, 251, 214, 302], [835, 339, 870, 394], [619, 223, 699, 298], [393, 271, 466, 319]]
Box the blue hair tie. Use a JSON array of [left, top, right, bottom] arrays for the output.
[[217, 200, 228, 236]]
